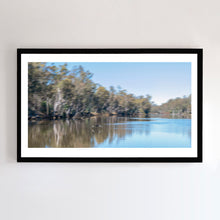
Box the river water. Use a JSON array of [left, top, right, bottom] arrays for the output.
[[28, 116, 191, 148]]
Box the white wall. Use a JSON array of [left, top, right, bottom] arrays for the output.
[[0, 0, 219, 219]]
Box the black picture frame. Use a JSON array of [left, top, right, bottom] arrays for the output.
[[17, 48, 203, 163]]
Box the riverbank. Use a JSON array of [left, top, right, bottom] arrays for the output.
[[150, 112, 191, 119], [28, 111, 191, 121], [28, 112, 148, 121]]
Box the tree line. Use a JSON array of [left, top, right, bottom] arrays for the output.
[[28, 62, 151, 119], [28, 62, 191, 119], [151, 95, 191, 118]]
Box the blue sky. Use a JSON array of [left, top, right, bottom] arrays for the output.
[[50, 62, 191, 105]]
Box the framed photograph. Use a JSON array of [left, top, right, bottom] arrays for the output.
[[17, 48, 202, 162]]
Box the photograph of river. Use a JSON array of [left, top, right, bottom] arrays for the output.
[[28, 61, 192, 148]]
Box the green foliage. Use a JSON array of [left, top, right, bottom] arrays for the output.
[[95, 86, 110, 113], [151, 95, 191, 117]]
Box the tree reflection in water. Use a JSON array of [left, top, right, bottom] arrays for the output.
[[28, 116, 151, 148]]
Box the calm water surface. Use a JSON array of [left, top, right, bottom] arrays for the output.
[[28, 117, 191, 148]]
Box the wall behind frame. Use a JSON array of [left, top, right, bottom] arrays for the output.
[[0, 0, 218, 219]]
